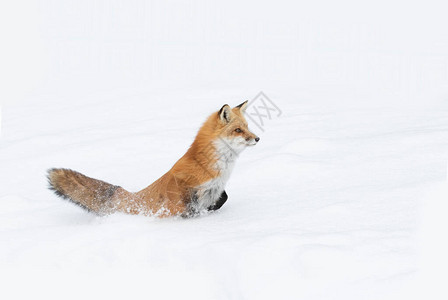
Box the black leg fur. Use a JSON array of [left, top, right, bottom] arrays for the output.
[[208, 191, 228, 211]]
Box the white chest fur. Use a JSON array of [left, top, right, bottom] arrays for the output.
[[195, 137, 244, 211]]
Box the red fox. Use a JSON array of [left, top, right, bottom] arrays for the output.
[[47, 101, 259, 217]]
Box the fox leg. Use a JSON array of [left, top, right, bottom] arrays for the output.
[[208, 190, 228, 211]]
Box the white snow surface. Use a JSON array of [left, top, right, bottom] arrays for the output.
[[1, 1, 448, 299]]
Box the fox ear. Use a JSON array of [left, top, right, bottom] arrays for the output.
[[218, 104, 232, 123], [235, 100, 248, 113]]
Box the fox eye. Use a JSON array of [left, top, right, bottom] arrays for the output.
[[235, 128, 243, 133]]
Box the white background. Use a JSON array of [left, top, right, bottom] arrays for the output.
[[1, 1, 448, 299]]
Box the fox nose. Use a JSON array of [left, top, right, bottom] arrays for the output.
[[255, 137, 260, 142]]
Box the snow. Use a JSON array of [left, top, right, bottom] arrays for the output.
[[1, 1, 448, 299]]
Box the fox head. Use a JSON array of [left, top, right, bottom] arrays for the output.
[[187, 101, 260, 177], [215, 101, 260, 153]]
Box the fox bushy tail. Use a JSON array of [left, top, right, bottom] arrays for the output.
[[47, 168, 123, 215]]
